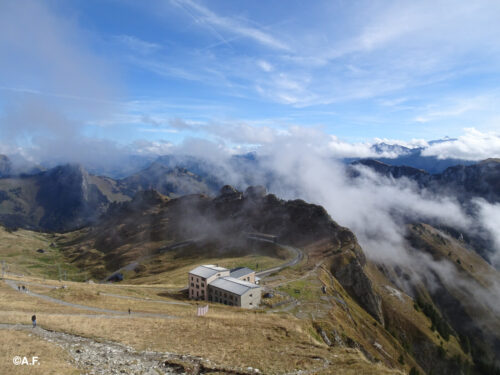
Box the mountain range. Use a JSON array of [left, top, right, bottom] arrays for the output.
[[1, 150, 500, 374], [55, 184, 500, 374], [0, 152, 496, 232]]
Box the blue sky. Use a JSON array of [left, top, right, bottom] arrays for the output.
[[1, 0, 500, 162]]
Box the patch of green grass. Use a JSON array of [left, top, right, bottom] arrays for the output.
[[278, 278, 322, 301]]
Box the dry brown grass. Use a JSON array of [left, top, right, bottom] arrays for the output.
[[0, 309, 400, 374], [0, 329, 79, 375], [0, 281, 97, 316], [0, 253, 406, 374]]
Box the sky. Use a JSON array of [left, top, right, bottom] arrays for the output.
[[0, 0, 500, 163]]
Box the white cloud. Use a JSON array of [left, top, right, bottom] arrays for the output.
[[422, 128, 500, 160], [114, 35, 162, 55], [414, 94, 497, 123], [0, 0, 121, 168], [257, 60, 273, 72], [132, 139, 174, 155], [171, 0, 289, 51], [208, 122, 279, 145], [474, 199, 500, 268]]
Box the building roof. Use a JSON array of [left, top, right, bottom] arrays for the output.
[[210, 277, 260, 296], [189, 265, 228, 279], [230, 267, 255, 279]]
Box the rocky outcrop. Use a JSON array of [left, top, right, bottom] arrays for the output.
[[244, 185, 267, 199], [330, 249, 384, 324]]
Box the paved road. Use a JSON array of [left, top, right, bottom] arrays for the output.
[[255, 243, 304, 278], [3, 279, 177, 319]]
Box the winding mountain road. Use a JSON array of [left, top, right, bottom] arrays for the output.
[[256, 244, 303, 277]]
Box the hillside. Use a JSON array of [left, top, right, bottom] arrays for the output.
[[0, 164, 129, 231], [352, 158, 500, 203], [45, 186, 499, 374], [1, 182, 499, 373], [118, 162, 215, 198], [0, 163, 217, 232]]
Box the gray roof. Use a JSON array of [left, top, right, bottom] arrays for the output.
[[230, 267, 255, 279], [209, 277, 259, 296], [189, 265, 228, 279]]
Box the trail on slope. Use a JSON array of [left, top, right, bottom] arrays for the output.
[[4, 279, 177, 319]]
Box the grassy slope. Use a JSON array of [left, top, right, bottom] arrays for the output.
[[0, 277, 402, 375], [0, 177, 43, 223], [3, 218, 491, 373], [406, 223, 500, 367], [0, 227, 80, 280], [0, 227, 405, 374]]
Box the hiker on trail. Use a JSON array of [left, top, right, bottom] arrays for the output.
[[128, 308, 131, 315], [22, 285, 25, 291], [31, 315, 36, 328], [17, 285, 20, 291]]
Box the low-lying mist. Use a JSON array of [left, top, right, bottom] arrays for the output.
[[158, 134, 500, 321]]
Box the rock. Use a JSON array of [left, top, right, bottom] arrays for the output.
[[244, 185, 267, 199], [330, 250, 384, 324], [319, 329, 332, 346], [331, 329, 344, 346], [215, 185, 243, 204], [219, 185, 239, 196]]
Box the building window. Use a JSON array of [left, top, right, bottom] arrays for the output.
[[196, 284, 199, 289], [191, 283, 194, 287], [201, 282, 205, 287], [249, 294, 253, 297], [249, 302, 253, 305]]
